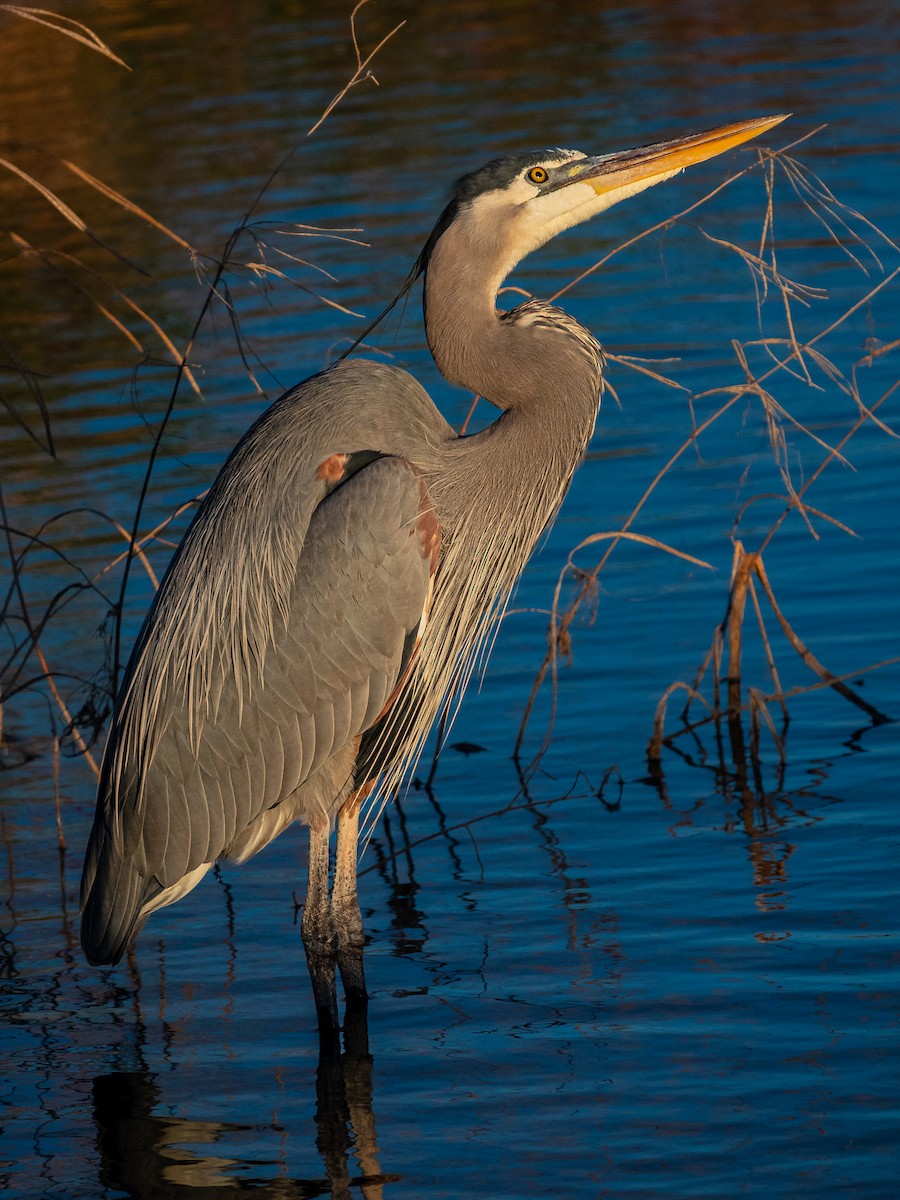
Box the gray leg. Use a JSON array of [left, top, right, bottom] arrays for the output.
[[301, 819, 339, 1032], [332, 801, 368, 1007]]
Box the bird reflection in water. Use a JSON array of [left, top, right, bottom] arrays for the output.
[[92, 1008, 398, 1199]]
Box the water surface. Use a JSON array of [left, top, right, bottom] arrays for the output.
[[1, 2, 898, 1197]]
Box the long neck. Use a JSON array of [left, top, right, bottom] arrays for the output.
[[423, 217, 603, 424], [361, 224, 604, 836], [424, 218, 540, 409], [420, 213, 605, 652]]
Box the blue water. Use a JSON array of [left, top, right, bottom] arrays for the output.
[[1, 2, 898, 1197]]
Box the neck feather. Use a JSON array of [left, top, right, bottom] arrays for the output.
[[423, 217, 602, 415]]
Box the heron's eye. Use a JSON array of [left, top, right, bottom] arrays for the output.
[[526, 166, 549, 185]]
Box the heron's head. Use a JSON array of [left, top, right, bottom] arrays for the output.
[[420, 114, 789, 291]]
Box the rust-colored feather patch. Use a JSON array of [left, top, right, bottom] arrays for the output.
[[315, 452, 350, 484], [412, 469, 441, 572]]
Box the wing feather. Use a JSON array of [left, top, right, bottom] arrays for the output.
[[81, 453, 436, 964]]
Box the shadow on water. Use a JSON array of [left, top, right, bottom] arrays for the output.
[[93, 1010, 399, 1199]]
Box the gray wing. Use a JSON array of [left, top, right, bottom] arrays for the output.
[[81, 455, 435, 963]]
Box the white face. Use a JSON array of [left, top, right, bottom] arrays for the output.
[[457, 150, 681, 287], [518, 151, 683, 233]]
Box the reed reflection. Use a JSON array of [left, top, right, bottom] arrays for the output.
[[369, 799, 430, 961], [644, 711, 880, 919]]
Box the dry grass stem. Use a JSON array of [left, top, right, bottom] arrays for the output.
[[61, 160, 192, 250], [649, 543, 890, 764], [0, 5, 130, 68], [564, 531, 713, 572], [32, 644, 99, 777]]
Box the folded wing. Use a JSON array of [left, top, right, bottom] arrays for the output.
[[81, 455, 436, 964]]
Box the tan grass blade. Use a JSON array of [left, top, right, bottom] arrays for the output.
[[0, 5, 130, 68], [566, 531, 713, 571], [1, 159, 146, 271], [1, 157, 91, 233], [61, 160, 192, 251]]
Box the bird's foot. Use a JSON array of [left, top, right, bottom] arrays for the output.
[[336, 942, 368, 1011], [304, 936, 340, 1035], [333, 898, 368, 1010]]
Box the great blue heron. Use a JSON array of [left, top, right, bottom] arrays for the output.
[[81, 115, 787, 1027]]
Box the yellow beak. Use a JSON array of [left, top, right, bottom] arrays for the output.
[[569, 114, 790, 196]]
